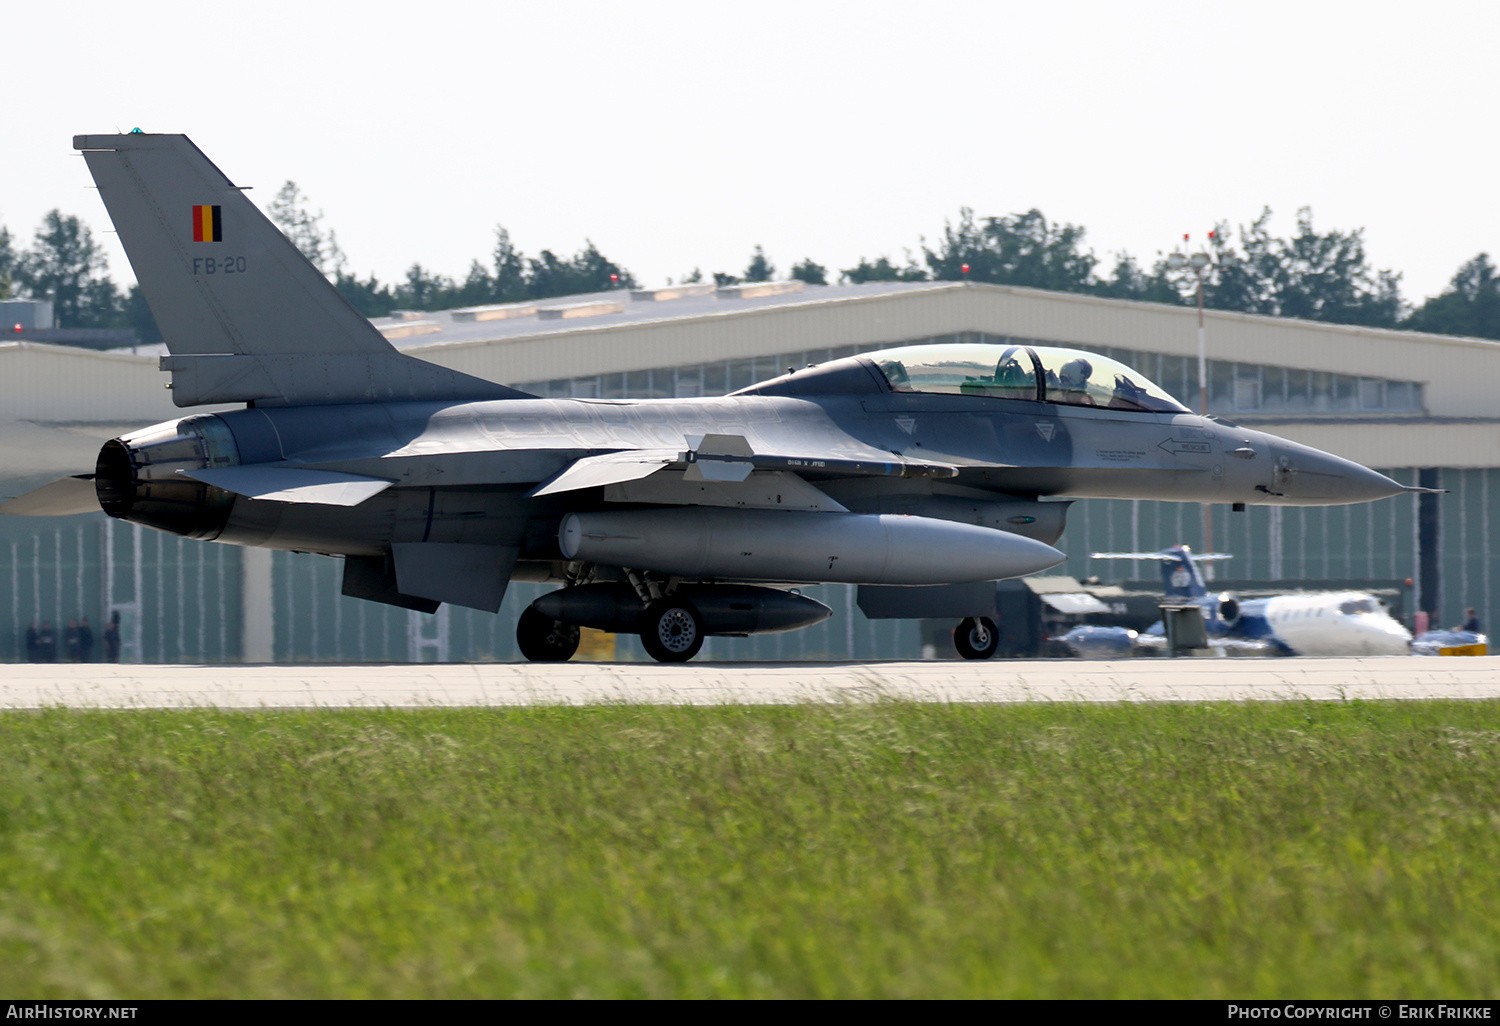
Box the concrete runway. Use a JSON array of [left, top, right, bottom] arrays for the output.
[[3, 657, 1500, 709]]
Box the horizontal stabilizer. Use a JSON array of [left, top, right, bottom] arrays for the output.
[[179, 465, 394, 506], [160, 353, 528, 408], [529, 449, 680, 497], [0, 475, 99, 517]]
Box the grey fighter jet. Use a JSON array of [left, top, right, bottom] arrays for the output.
[[1, 134, 1423, 662]]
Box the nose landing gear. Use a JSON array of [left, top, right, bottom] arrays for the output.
[[954, 616, 1000, 660]]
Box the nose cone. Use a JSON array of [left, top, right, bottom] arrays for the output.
[[1270, 440, 1408, 505], [874, 515, 1066, 583], [1348, 614, 1414, 656], [987, 531, 1068, 580]]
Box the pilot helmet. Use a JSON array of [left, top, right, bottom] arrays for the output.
[[1060, 357, 1092, 388]]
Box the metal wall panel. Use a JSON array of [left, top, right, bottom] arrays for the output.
[[0, 345, 174, 422]]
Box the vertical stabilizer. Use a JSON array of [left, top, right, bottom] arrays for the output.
[[1158, 547, 1210, 600], [1092, 547, 1229, 601], [74, 133, 522, 407]]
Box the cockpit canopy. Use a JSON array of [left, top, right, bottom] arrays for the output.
[[872, 343, 1190, 413]]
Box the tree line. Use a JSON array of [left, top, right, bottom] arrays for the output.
[[265, 182, 640, 319], [0, 211, 156, 338], [3, 184, 1499, 343]]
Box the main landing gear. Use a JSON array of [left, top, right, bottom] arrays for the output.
[[516, 575, 837, 664], [639, 597, 705, 663], [953, 616, 1000, 660], [515, 606, 580, 662], [514, 589, 708, 664]]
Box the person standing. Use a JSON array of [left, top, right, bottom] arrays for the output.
[[78, 617, 95, 663], [37, 621, 56, 663], [24, 622, 40, 663], [104, 612, 121, 663], [65, 620, 81, 662]]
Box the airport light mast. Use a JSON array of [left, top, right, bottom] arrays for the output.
[[1168, 235, 1217, 568], [1167, 235, 1214, 415]]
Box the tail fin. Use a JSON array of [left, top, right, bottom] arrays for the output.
[[75, 133, 523, 408], [1091, 546, 1231, 600], [1158, 547, 1209, 599]]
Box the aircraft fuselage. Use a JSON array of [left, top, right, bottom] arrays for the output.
[[94, 376, 1400, 569]]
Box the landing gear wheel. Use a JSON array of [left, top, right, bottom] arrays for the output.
[[640, 598, 705, 663], [954, 616, 1000, 660], [516, 605, 580, 662]]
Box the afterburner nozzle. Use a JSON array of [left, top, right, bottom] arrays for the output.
[[95, 415, 240, 539]]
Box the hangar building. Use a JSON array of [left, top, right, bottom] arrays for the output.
[[2, 278, 1495, 662]]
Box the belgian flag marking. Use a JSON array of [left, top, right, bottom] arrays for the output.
[[192, 204, 222, 242]]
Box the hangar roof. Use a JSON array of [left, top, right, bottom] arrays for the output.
[[380, 279, 942, 348]]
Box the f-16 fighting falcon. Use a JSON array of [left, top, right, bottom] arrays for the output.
[[0, 133, 1427, 662]]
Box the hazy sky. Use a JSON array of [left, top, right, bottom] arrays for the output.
[[6, 1, 1496, 304]]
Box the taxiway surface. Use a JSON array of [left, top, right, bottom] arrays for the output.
[[3, 657, 1500, 709]]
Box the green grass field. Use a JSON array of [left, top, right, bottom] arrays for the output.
[[1, 699, 1497, 998]]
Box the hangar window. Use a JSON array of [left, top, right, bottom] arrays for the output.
[[1233, 367, 1263, 411], [674, 366, 703, 398], [703, 363, 728, 396], [1386, 381, 1419, 411], [727, 360, 754, 392], [1332, 375, 1358, 411]]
